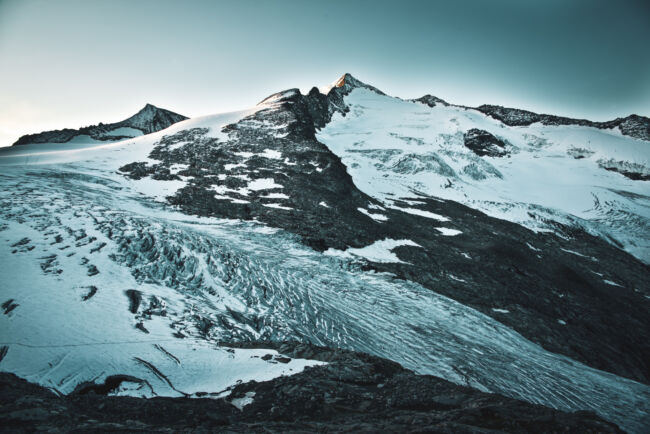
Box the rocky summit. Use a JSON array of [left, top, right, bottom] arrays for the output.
[[1, 73, 649, 433]]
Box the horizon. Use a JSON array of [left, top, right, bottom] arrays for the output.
[[1, 0, 649, 147]]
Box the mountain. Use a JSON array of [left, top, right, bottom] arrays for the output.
[[0, 74, 648, 432], [11, 103, 187, 146]]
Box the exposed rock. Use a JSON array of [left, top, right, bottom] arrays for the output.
[[413, 94, 451, 107], [476, 105, 650, 142], [463, 128, 509, 157], [125, 289, 142, 314]]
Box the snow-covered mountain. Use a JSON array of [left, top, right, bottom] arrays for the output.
[[1, 74, 649, 432], [11, 103, 187, 146]]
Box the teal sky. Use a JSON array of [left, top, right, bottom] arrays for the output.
[[1, 0, 649, 146]]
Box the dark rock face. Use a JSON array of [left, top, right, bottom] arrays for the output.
[[0, 344, 622, 433], [414, 94, 451, 107], [117, 77, 650, 385], [598, 159, 650, 181], [476, 104, 650, 142], [463, 128, 509, 157], [12, 104, 187, 146], [617, 114, 650, 142]]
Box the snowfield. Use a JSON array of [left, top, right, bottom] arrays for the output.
[[317, 88, 650, 263]]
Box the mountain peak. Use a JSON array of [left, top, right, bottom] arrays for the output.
[[323, 73, 385, 96], [332, 73, 359, 89], [12, 104, 187, 146], [121, 104, 187, 134], [414, 94, 450, 108]]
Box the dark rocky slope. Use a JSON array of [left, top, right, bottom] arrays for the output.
[[12, 104, 187, 146], [476, 105, 650, 142], [0, 344, 621, 433], [117, 75, 650, 385], [463, 128, 509, 157]]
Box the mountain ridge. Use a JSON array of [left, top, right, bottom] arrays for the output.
[[12, 104, 187, 146]]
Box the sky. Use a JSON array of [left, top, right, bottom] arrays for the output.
[[0, 0, 649, 147]]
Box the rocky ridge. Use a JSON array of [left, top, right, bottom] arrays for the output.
[[12, 104, 187, 146]]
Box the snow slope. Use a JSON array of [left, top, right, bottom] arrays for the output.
[[317, 88, 650, 262]]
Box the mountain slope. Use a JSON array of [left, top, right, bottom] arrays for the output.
[[0, 74, 649, 432], [12, 104, 187, 146], [114, 74, 650, 385]]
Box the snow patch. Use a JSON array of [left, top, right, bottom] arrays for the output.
[[325, 239, 421, 264], [358, 207, 388, 222], [249, 178, 283, 191], [231, 391, 256, 410], [436, 227, 462, 236], [391, 205, 449, 222], [263, 203, 293, 211]]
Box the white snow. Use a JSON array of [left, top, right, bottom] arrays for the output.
[[603, 279, 623, 287], [260, 149, 282, 159], [263, 203, 293, 210], [319, 201, 330, 208], [390, 205, 449, 222], [325, 239, 421, 264], [492, 308, 510, 314], [225, 163, 247, 170], [248, 178, 283, 191], [131, 177, 188, 202], [261, 192, 290, 199], [357, 207, 388, 222], [0, 218, 323, 398], [526, 243, 541, 252], [101, 126, 144, 138], [231, 391, 256, 410], [436, 227, 462, 236]]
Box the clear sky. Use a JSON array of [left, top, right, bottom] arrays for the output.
[[1, 0, 649, 147]]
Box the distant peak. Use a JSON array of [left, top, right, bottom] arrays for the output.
[[332, 73, 352, 88], [414, 94, 450, 108], [323, 73, 385, 96], [140, 103, 159, 112]]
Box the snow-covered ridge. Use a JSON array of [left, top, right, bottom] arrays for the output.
[[317, 85, 650, 263]]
